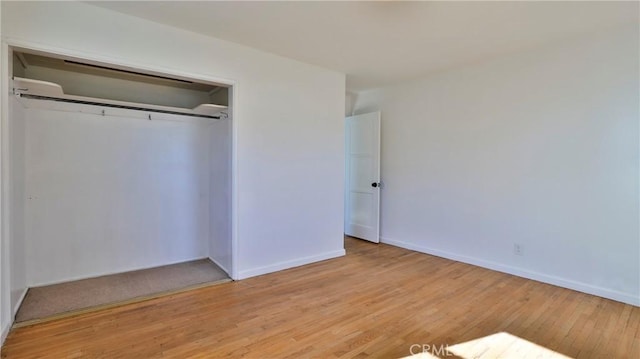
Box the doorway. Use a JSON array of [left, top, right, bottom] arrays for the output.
[[344, 111, 381, 243], [3, 45, 236, 324]]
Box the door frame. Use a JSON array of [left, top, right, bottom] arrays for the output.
[[0, 39, 240, 338]]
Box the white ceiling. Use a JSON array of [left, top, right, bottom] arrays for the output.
[[91, 1, 638, 92]]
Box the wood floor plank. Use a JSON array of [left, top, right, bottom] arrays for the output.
[[2, 237, 638, 358]]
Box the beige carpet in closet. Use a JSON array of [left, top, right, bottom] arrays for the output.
[[15, 259, 230, 324]]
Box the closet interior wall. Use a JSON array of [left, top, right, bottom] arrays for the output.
[[7, 49, 232, 314], [9, 91, 27, 315], [208, 109, 232, 272]]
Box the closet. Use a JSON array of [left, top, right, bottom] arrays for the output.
[[7, 48, 233, 322]]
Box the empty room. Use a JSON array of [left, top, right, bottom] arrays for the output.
[[0, 1, 638, 358]]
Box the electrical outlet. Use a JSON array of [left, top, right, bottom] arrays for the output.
[[514, 243, 523, 256]]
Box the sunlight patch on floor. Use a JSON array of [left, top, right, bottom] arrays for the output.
[[402, 332, 572, 359]]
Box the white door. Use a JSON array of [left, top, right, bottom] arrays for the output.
[[345, 111, 380, 243]]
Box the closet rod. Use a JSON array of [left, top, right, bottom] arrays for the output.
[[18, 93, 221, 120]]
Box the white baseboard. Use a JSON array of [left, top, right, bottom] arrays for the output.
[[28, 256, 210, 288], [237, 249, 346, 280], [0, 288, 27, 349], [381, 237, 640, 307], [208, 256, 231, 278], [12, 288, 27, 317], [1, 320, 10, 348]]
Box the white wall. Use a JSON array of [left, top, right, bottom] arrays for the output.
[[354, 24, 639, 305], [209, 117, 232, 273], [22, 100, 212, 286], [345, 92, 356, 117], [9, 97, 26, 312], [1, 0, 344, 317], [0, 3, 10, 341]]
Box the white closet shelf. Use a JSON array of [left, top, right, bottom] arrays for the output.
[[12, 77, 227, 119]]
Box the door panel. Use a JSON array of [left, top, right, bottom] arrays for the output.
[[345, 112, 380, 243]]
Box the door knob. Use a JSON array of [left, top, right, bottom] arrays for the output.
[[371, 182, 380, 188]]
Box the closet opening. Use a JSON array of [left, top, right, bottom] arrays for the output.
[[5, 47, 234, 325]]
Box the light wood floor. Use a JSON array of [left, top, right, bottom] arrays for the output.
[[2, 237, 639, 358]]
